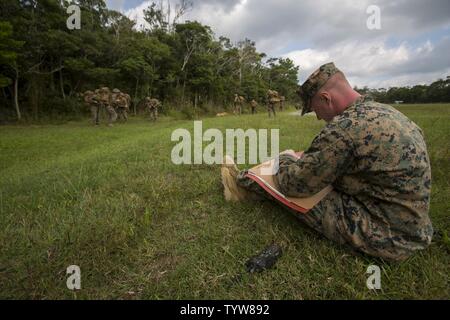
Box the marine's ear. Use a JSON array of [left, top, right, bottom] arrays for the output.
[[318, 91, 331, 103]]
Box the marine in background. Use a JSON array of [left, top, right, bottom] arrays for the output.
[[250, 99, 258, 114], [279, 96, 286, 111], [233, 94, 245, 115], [145, 97, 161, 121], [111, 88, 129, 122], [267, 89, 280, 118], [93, 87, 117, 126], [83, 90, 100, 126]]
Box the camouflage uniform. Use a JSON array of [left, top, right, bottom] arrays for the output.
[[145, 97, 160, 121], [110, 88, 120, 112], [94, 87, 117, 126], [234, 94, 245, 115], [279, 96, 286, 111], [124, 93, 132, 113], [250, 99, 258, 114], [118, 94, 130, 121], [111, 88, 120, 105], [112, 89, 129, 122], [267, 90, 280, 118], [237, 63, 433, 261], [83, 90, 100, 125]]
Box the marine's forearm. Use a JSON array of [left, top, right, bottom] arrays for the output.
[[275, 154, 323, 198]]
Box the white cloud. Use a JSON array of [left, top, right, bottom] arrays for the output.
[[283, 38, 450, 88], [284, 40, 410, 83], [119, 0, 450, 88], [284, 49, 330, 72], [125, 1, 152, 29]]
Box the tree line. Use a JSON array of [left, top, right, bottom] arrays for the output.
[[1, 1, 449, 123], [354, 76, 450, 103], [0, 0, 300, 122], [355, 77, 450, 104]]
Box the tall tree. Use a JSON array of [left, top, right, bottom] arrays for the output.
[[0, 21, 24, 119]]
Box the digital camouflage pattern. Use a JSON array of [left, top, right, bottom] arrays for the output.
[[95, 87, 111, 105], [110, 88, 121, 110], [111, 88, 121, 103], [145, 97, 160, 121], [267, 90, 280, 117], [124, 93, 132, 109], [267, 89, 281, 103], [93, 87, 117, 125], [237, 95, 433, 261], [298, 62, 342, 115], [233, 94, 245, 115], [83, 90, 100, 125], [250, 99, 258, 114], [280, 95, 286, 111], [109, 89, 130, 121], [115, 93, 129, 121]]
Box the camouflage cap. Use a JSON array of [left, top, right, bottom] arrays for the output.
[[298, 62, 342, 115], [112, 88, 120, 93]]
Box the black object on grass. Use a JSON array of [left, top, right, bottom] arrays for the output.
[[245, 243, 283, 273]]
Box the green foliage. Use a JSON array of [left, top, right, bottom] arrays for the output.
[[265, 58, 300, 100], [0, 1, 301, 122], [442, 231, 450, 250], [356, 77, 450, 104], [0, 21, 23, 87]]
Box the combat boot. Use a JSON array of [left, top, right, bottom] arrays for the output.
[[221, 155, 252, 202]]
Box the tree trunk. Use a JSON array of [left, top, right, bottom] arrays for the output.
[[239, 65, 242, 88], [181, 71, 187, 105], [194, 91, 198, 119], [13, 70, 21, 121], [115, 27, 120, 44], [50, 72, 55, 91], [28, 74, 42, 120], [59, 61, 66, 100]]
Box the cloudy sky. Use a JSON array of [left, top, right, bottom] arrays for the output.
[[106, 0, 450, 88]]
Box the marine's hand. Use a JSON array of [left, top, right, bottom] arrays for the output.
[[280, 149, 296, 156], [280, 149, 299, 159]]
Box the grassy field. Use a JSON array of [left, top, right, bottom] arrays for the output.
[[0, 104, 449, 299]]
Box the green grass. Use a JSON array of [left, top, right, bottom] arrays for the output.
[[0, 104, 449, 299]]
